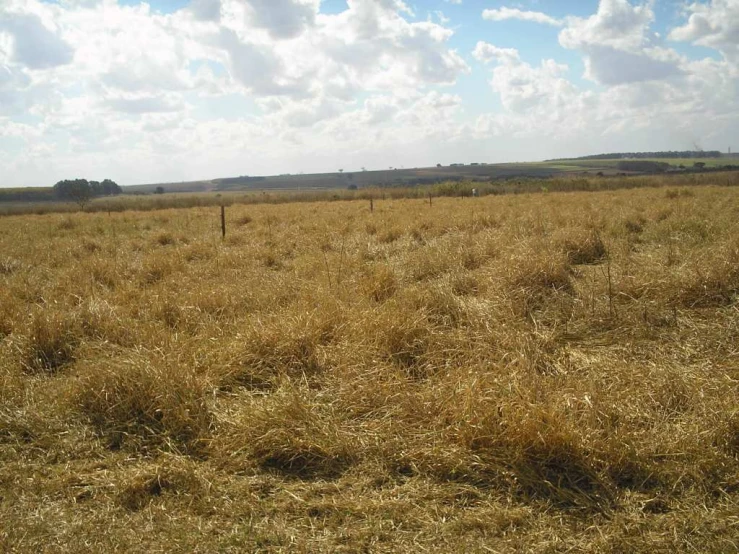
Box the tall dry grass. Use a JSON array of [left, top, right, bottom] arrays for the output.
[[0, 181, 737, 552]]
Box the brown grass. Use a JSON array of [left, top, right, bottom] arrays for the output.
[[75, 354, 213, 454], [0, 181, 737, 552]]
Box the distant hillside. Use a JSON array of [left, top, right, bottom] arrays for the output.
[[5, 153, 738, 202], [121, 164, 570, 195]]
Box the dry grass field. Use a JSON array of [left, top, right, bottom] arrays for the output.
[[1, 182, 738, 552]]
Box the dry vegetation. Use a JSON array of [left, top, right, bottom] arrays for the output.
[[1, 182, 738, 552]]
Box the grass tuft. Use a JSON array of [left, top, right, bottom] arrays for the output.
[[22, 309, 80, 374], [0, 257, 22, 275], [75, 355, 213, 454], [362, 264, 398, 302], [675, 242, 739, 307], [556, 229, 608, 265], [219, 310, 341, 391], [154, 231, 177, 246], [220, 390, 357, 479]]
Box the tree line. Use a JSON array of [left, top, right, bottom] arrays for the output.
[[548, 151, 723, 161], [52, 179, 122, 208], [0, 178, 122, 205]]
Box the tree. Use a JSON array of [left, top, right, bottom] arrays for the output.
[[52, 177, 122, 210], [101, 179, 122, 195], [155, 186, 165, 194], [67, 181, 92, 210], [53, 179, 92, 210]]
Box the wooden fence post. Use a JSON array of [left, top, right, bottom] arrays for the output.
[[221, 205, 226, 239]]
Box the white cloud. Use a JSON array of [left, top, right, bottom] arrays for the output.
[[0, 0, 471, 186], [582, 44, 684, 85], [0, 0, 737, 187], [471, 16, 738, 149], [104, 94, 187, 114], [189, 0, 221, 22], [0, 11, 74, 69], [434, 11, 450, 25], [558, 0, 684, 85], [482, 7, 562, 27], [669, 0, 739, 72], [559, 0, 654, 51], [243, 0, 320, 39], [473, 42, 520, 64]]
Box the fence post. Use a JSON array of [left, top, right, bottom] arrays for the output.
[[370, 197, 374, 213], [221, 205, 226, 239]]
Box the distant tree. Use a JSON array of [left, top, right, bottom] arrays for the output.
[[338, 169, 344, 173], [437, 163, 442, 168], [693, 162, 706, 169], [53, 179, 92, 210], [100, 179, 122, 195], [155, 186, 165, 194], [347, 184, 358, 191], [52, 177, 121, 210]]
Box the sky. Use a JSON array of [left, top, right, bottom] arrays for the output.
[[0, 0, 737, 187]]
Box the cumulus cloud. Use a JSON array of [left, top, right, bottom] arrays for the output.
[[0, 12, 74, 69], [243, 0, 319, 39], [104, 95, 186, 114], [0, 65, 31, 115], [669, 0, 739, 71], [583, 44, 683, 85], [482, 7, 562, 27], [0, 0, 473, 186], [558, 0, 654, 51], [1, 0, 736, 187], [557, 0, 684, 85], [490, 57, 582, 115], [473, 42, 520, 64], [189, 0, 221, 22]]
